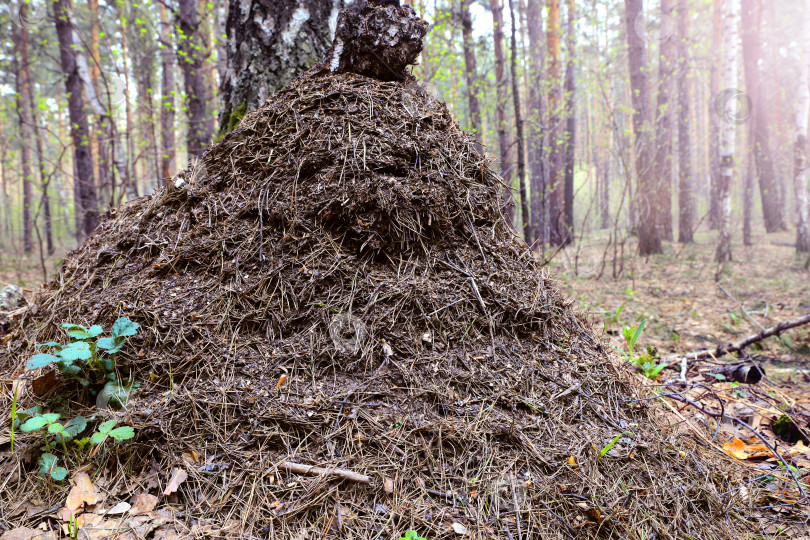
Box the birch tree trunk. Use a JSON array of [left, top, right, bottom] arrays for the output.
[[624, 0, 661, 255], [715, 0, 739, 263], [677, 0, 694, 243], [219, 0, 340, 134], [795, 0, 810, 253]]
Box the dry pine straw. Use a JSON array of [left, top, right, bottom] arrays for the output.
[[0, 72, 775, 538]]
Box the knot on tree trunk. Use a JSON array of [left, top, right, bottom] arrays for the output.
[[316, 0, 429, 81]]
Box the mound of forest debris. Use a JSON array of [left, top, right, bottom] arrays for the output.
[[1, 2, 760, 538]]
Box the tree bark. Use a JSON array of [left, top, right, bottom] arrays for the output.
[[12, 24, 34, 254], [508, 0, 530, 243], [795, 0, 810, 253], [219, 0, 339, 134], [547, 0, 565, 245], [460, 0, 483, 154], [54, 0, 98, 238], [490, 0, 514, 225], [709, 0, 722, 230], [177, 0, 215, 158], [526, 0, 546, 249], [653, 0, 676, 242], [624, 0, 661, 255], [677, 0, 694, 243], [562, 0, 576, 244], [160, 3, 177, 184], [716, 0, 739, 263], [741, 0, 784, 234]]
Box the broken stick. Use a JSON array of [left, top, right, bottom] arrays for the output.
[[277, 462, 371, 484], [665, 312, 810, 363]]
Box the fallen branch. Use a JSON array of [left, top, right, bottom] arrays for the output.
[[277, 462, 371, 484], [665, 312, 810, 363]]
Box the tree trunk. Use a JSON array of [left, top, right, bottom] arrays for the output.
[[219, 0, 339, 134], [741, 0, 783, 234], [547, 0, 565, 245], [716, 0, 739, 263], [160, 3, 177, 184], [653, 0, 676, 242], [12, 24, 34, 254], [709, 0, 722, 230], [526, 0, 546, 249], [54, 0, 98, 238], [177, 0, 215, 158], [795, 0, 810, 253], [490, 0, 514, 225], [460, 0, 483, 154], [624, 0, 661, 255], [508, 0, 530, 243], [562, 0, 576, 244], [677, 0, 694, 243]]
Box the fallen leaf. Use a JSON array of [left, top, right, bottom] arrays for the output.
[[276, 374, 287, 388], [163, 468, 188, 496], [0, 528, 57, 540], [567, 456, 577, 467], [383, 477, 394, 495], [723, 438, 749, 460], [130, 493, 159, 515], [451, 522, 468, 535], [181, 450, 199, 465], [31, 371, 56, 397], [62, 472, 100, 521], [104, 501, 131, 515], [792, 440, 809, 456]]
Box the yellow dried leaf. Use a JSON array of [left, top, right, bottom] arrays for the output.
[[567, 456, 577, 467], [723, 438, 749, 460], [62, 472, 99, 521]]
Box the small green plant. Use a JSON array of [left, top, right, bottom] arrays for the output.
[[16, 317, 140, 482], [614, 321, 667, 380], [27, 317, 140, 406], [399, 531, 426, 540]]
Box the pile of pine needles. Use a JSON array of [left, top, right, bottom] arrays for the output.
[[0, 71, 772, 538]]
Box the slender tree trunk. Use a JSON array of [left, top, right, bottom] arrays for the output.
[[795, 0, 810, 253], [160, 3, 177, 185], [677, 0, 694, 243], [741, 0, 783, 234], [508, 0, 530, 242], [709, 0, 722, 230], [716, 0, 739, 263], [526, 0, 546, 249], [624, 0, 661, 255], [547, 0, 565, 244], [177, 0, 215, 158], [220, 0, 338, 134], [460, 0, 483, 153], [562, 0, 575, 244], [490, 0, 514, 224], [28, 77, 54, 256], [653, 0, 676, 242], [54, 0, 99, 237], [12, 24, 34, 253]]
